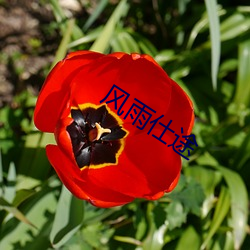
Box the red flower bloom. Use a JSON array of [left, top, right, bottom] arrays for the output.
[[34, 51, 194, 208]]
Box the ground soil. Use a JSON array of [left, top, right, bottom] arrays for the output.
[[0, 0, 86, 107]]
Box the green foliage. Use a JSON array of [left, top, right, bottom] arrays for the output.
[[0, 0, 250, 249], [50, 186, 84, 248]]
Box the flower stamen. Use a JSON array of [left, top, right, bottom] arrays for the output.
[[89, 122, 111, 142]]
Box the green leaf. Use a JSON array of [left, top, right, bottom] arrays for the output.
[[51, 18, 75, 69], [18, 138, 52, 180], [211, 165, 248, 249], [82, 222, 114, 248], [0, 197, 36, 228], [187, 14, 209, 49], [220, 14, 250, 41], [114, 235, 142, 247], [169, 178, 205, 216], [234, 40, 250, 108], [0, 185, 57, 250], [137, 35, 158, 56], [83, 0, 109, 31], [165, 201, 187, 230], [187, 8, 225, 49], [143, 224, 167, 250], [110, 33, 123, 52], [16, 175, 41, 190], [49, 0, 66, 23], [135, 208, 147, 240], [233, 131, 250, 169], [176, 226, 201, 250], [68, 27, 102, 49], [205, 0, 221, 90], [90, 0, 129, 53], [201, 186, 231, 249], [5, 162, 16, 203], [13, 189, 36, 207], [0, 149, 3, 179], [142, 203, 167, 250], [184, 166, 222, 217], [114, 31, 140, 53], [49, 0, 83, 40], [184, 166, 221, 198], [177, 0, 191, 15], [50, 186, 84, 248], [155, 50, 175, 65], [0, 151, 3, 197]]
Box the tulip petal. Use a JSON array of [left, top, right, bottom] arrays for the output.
[[124, 129, 182, 197], [34, 51, 104, 132], [69, 53, 172, 119], [46, 145, 134, 208], [83, 129, 181, 200], [85, 151, 153, 198]]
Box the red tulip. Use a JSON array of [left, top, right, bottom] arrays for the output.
[[34, 51, 194, 208]]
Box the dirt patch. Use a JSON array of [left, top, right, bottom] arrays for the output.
[[0, 0, 58, 107]]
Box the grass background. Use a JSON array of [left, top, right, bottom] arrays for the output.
[[0, 0, 250, 249]]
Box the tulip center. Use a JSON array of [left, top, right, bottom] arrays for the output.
[[66, 104, 128, 169], [88, 123, 111, 142]]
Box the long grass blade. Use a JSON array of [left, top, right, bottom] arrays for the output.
[[234, 40, 250, 108], [212, 165, 248, 249], [205, 0, 221, 91], [51, 18, 75, 69], [83, 0, 109, 31], [90, 0, 129, 53]]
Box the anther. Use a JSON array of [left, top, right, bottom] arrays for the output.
[[88, 122, 111, 142]]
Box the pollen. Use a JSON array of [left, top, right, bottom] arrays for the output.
[[89, 123, 111, 142]]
